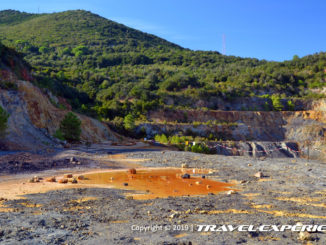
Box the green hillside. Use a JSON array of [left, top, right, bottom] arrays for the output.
[[0, 10, 180, 50], [0, 10, 325, 126]]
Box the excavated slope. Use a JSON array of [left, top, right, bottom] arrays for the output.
[[143, 107, 326, 160], [0, 80, 117, 151]]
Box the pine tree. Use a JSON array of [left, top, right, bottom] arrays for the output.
[[59, 112, 81, 142]]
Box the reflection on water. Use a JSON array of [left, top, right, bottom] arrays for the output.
[[80, 168, 234, 200]]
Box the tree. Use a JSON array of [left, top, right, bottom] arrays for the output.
[[59, 47, 72, 56], [39, 46, 50, 54], [59, 112, 82, 142], [271, 94, 283, 111], [72, 46, 89, 57], [15, 40, 29, 51], [0, 106, 9, 137], [123, 114, 135, 131], [292, 55, 299, 61]]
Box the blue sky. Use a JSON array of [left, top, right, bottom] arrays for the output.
[[1, 0, 325, 61]]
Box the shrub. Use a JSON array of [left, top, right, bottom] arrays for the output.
[[0, 106, 9, 137], [208, 133, 214, 140], [59, 112, 81, 142], [154, 134, 168, 144], [190, 143, 211, 154], [184, 145, 191, 151], [53, 129, 65, 141], [123, 114, 135, 131], [263, 101, 270, 111], [111, 116, 124, 131], [170, 135, 182, 145], [271, 94, 283, 111], [193, 121, 201, 128], [39, 46, 50, 54], [72, 46, 89, 57], [287, 100, 295, 111]]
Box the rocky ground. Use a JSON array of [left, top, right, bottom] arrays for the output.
[[0, 144, 326, 244]]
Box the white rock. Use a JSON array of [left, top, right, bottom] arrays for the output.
[[227, 190, 237, 195], [254, 172, 264, 178], [298, 231, 312, 241]]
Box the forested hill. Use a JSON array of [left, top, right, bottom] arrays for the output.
[[0, 10, 325, 124], [0, 10, 181, 50]]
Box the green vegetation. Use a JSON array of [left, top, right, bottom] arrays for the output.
[[59, 112, 82, 142], [187, 144, 211, 154], [270, 94, 284, 111], [53, 129, 65, 141], [154, 134, 169, 144], [0, 105, 8, 137], [154, 134, 193, 145], [123, 114, 135, 131], [154, 134, 213, 154], [287, 100, 295, 111], [0, 10, 325, 130]]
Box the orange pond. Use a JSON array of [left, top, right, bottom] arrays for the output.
[[79, 168, 234, 200]]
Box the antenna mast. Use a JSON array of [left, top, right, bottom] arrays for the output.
[[222, 34, 226, 55]]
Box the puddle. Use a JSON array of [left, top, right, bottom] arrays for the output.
[[80, 168, 234, 200]]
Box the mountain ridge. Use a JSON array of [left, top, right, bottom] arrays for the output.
[[0, 9, 40, 26], [0, 9, 182, 50]]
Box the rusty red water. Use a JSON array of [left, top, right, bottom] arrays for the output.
[[80, 168, 233, 200]]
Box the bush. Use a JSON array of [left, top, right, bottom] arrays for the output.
[[169, 135, 182, 145], [154, 134, 168, 144], [190, 144, 211, 154], [123, 114, 135, 131], [0, 106, 9, 137], [59, 112, 81, 142], [271, 94, 283, 111], [72, 46, 89, 57], [287, 100, 295, 111], [53, 129, 65, 141], [263, 101, 270, 111], [111, 116, 124, 131], [208, 133, 214, 140], [39, 46, 50, 54], [184, 145, 191, 151]]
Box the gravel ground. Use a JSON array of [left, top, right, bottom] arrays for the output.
[[1, 148, 326, 244]]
